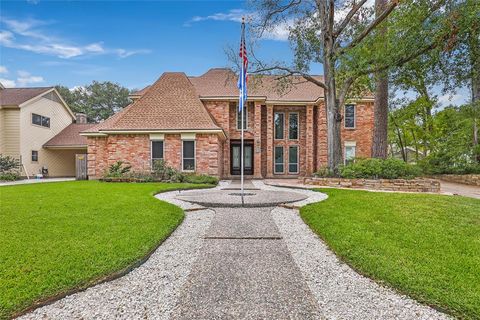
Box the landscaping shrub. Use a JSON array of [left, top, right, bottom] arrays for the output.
[[0, 172, 20, 181], [0, 155, 21, 181], [104, 161, 132, 178], [339, 158, 421, 179], [419, 153, 480, 175], [183, 174, 219, 185], [102, 159, 218, 185], [314, 165, 336, 178]]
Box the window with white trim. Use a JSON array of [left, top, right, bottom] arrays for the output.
[[288, 145, 299, 173], [344, 142, 356, 165], [274, 112, 284, 139], [182, 140, 195, 171], [237, 104, 248, 130], [32, 113, 50, 128], [344, 104, 355, 128], [274, 146, 284, 173], [31, 150, 38, 162], [151, 140, 164, 167], [288, 113, 299, 140]]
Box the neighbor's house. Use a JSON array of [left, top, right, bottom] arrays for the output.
[[0, 85, 94, 177], [82, 68, 375, 179]]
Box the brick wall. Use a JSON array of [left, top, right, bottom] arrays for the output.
[[341, 102, 374, 159], [87, 133, 222, 179]]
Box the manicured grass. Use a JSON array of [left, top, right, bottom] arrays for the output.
[[300, 189, 480, 319], [0, 181, 211, 319]]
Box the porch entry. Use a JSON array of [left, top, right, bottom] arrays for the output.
[[230, 140, 253, 175]]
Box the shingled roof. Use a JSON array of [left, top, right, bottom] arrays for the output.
[[44, 123, 95, 147], [84, 72, 220, 133], [189, 68, 325, 101], [0, 87, 53, 106]]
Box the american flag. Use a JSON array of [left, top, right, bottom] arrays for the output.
[[238, 19, 248, 113]]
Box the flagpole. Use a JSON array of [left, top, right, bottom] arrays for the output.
[[240, 17, 245, 206]]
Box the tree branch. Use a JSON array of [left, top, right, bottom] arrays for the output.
[[257, 0, 302, 38], [251, 65, 328, 90], [338, 0, 398, 54], [357, 40, 439, 76], [334, 0, 369, 38]]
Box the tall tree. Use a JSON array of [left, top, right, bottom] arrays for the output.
[[248, 0, 457, 172], [372, 0, 390, 158], [55, 81, 131, 123]]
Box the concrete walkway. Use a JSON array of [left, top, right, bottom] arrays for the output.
[[0, 177, 75, 187], [19, 180, 450, 320], [440, 180, 480, 199]]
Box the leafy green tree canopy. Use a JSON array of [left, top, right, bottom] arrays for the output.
[[56, 81, 131, 123]]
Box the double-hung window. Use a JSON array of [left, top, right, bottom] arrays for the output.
[[182, 140, 195, 171], [274, 112, 284, 139], [344, 142, 356, 165], [288, 146, 299, 173], [288, 113, 299, 140], [151, 140, 164, 167], [344, 104, 355, 129], [31, 150, 38, 162], [274, 146, 284, 173], [32, 113, 50, 128]]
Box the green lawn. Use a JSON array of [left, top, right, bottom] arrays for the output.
[[301, 189, 480, 319], [0, 181, 210, 319]]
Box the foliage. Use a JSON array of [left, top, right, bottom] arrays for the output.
[[301, 188, 480, 319], [0, 155, 20, 173], [55, 81, 131, 123], [0, 172, 20, 181], [0, 181, 211, 319], [104, 161, 132, 178], [314, 165, 336, 178], [339, 158, 421, 179], [152, 159, 182, 182], [0, 155, 21, 181], [183, 174, 219, 185]]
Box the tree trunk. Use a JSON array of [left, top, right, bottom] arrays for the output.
[[470, 28, 480, 162], [323, 45, 342, 172], [371, 0, 389, 159]]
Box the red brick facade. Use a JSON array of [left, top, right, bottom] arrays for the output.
[[87, 101, 374, 179]]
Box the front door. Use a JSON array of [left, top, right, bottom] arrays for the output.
[[231, 143, 253, 175]]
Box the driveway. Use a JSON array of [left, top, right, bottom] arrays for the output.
[[19, 180, 450, 320], [440, 180, 480, 199]]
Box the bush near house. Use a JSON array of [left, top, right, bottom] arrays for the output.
[[0, 155, 21, 181], [315, 158, 422, 179], [101, 160, 218, 185]]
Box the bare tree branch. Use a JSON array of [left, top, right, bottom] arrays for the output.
[[334, 0, 369, 38], [338, 0, 398, 54], [251, 65, 328, 90], [338, 77, 356, 107], [257, 0, 302, 38]]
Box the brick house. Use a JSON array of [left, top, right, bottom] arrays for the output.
[[82, 68, 374, 179]]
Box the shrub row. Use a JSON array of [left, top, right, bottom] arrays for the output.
[[316, 158, 422, 179], [102, 160, 218, 185]]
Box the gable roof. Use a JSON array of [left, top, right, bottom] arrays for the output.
[[0, 87, 53, 106], [84, 72, 220, 133], [44, 123, 95, 148], [188, 68, 326, 102]]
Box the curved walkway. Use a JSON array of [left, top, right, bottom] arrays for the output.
[[19, 181, 449, 320]]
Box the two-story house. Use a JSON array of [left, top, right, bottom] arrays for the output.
[[0, 85, 94, 177], [82, 68, 374, 179]]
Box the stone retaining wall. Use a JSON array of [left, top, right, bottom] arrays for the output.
[[434, 174, 480, 186], [303, 177, 440, 193]]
